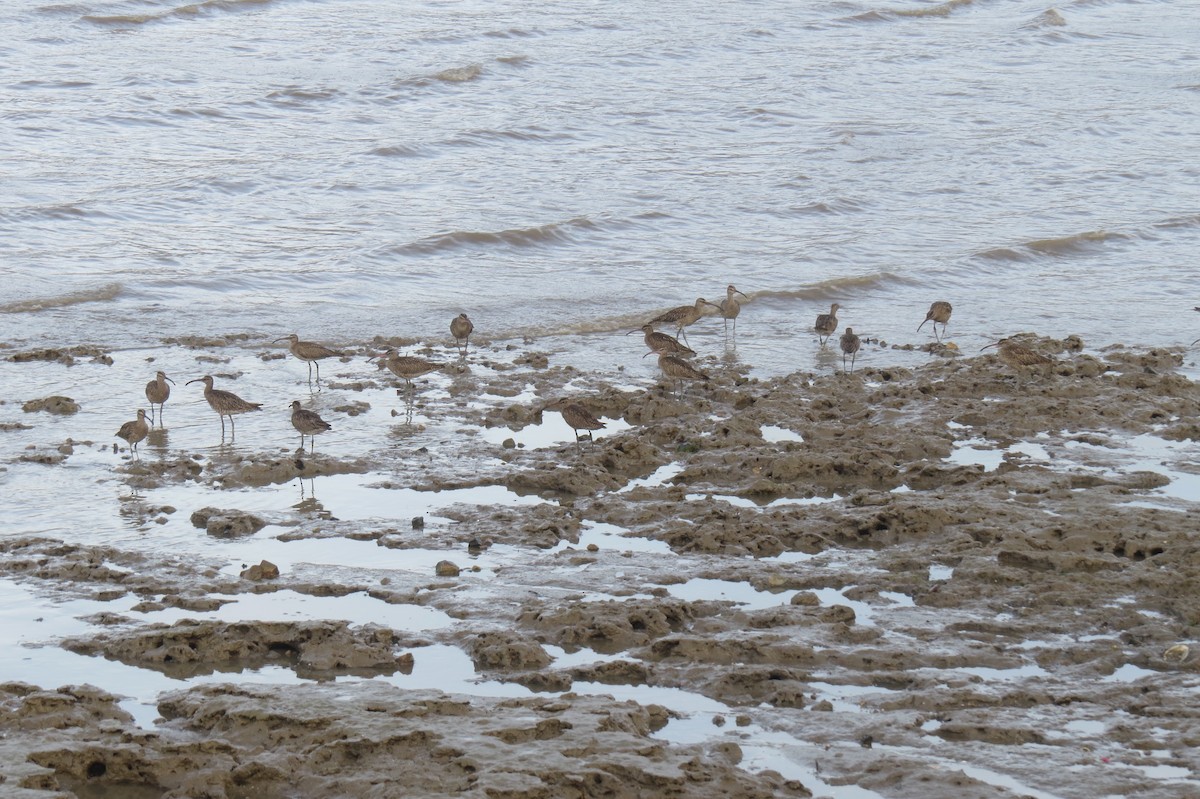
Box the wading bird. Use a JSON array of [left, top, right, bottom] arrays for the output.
[[144, 371, 175, 426], [918, 301, 953, 343], [186, 375, 262, 439], [115, 408, 149, 457], [274, 333, 344, 385]]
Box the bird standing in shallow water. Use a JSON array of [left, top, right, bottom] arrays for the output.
[[370, 349, 441, 393], [647, 298, 711, 344], [186, 375, 262, 439], [450, 314, 474, 355], [289, 400, 331, 452], [115, 408, 149, 457], [703, 284, 750, 336], [144, 371, 174, 426], [646, 351, 711, 397], [628, 324, 695, 357], [274, 333, 344, 385], [840, 328, 861, 373], [918, 301, 953, 343], [980, 338, 1055, 389], [541, 398, 606, 445], [814, 303, 841, 347]]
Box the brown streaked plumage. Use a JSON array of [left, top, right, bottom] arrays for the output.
[[646, 351, 711, 396], [628, 324, 695, 357], [144, 371, 175, 426], [814, 303, 840, 347], [450, 313, 474, 355], [542, 398, 606, 444], [980, 338, 1055, 388], [703, 284, 750, 335], [115, 408, 149, 457], [647, 298, 711, 344], [371, 349, 441, 392], [840, 327, 861, 373], [274, 333, 344, 384], [289, 400, 331, 452], [917, 301, 953, 342], [186, 375, 262, 438]]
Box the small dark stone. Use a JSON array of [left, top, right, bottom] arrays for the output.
[[412, 516, 425, 530]]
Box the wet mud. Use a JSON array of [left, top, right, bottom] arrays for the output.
[[1, 335, 1199, 798]]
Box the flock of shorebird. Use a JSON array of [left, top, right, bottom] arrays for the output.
[[113, 291, 1053, 452]]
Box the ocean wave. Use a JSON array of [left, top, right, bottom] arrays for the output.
[[839, 10, 895, 23], [496, 274, 907, 339], [1150, 213, 1200, 232], [434, 64, 483, 83], [379, 217, 604, 257], [82, 0, 275, 25], [749, 273, 911, 304], [0, 283, 123, 314], [375, 213, 670, 258], [1021, 8, 1067, 29], [376, 63, 486, 97], [975, 229, 1130, 261], [446, 127, 577, 146], [263, 86, 343, 106], [890, 0, 974, 18], [0, 203, 111, 223], [368, 144, 428, 158]]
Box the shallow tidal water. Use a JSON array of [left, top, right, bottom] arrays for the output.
[[2, 0, 1200, 366], [2, 0, 1200, 795]]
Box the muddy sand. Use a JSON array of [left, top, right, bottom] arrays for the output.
[[1, 334, 1198, 798]]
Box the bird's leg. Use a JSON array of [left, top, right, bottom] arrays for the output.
[[315, 361, 321, 385]]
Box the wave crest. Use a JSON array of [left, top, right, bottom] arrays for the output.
[[83, 0, 274, 25], [891, 0, 974, 19], [0, 283, 123, 314]]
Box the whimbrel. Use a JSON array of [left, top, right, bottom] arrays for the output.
[[186, 375, 262, 438], [542, 398, 606, 444], [647, 298, 711, 344], [840, 327, 861, 373], [274, 334, 343, 385], [628, 324, 695, 357], [450, 314, 474, 355], [814, 303, 841, 347], [918, 301, 953, 343], [370, 349, 441, 393], [646, 351, 710, 396], [704, 284, 749, 335], [144, 371, 174, 426], [980, 338, 1055, 388], [289, 400, 331, 452], [115, 408, 149, 457]]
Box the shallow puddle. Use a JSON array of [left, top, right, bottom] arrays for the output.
[[760, 425, 804, 443], [551, 521, 674, 555], [684, 491, 839, 509]]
